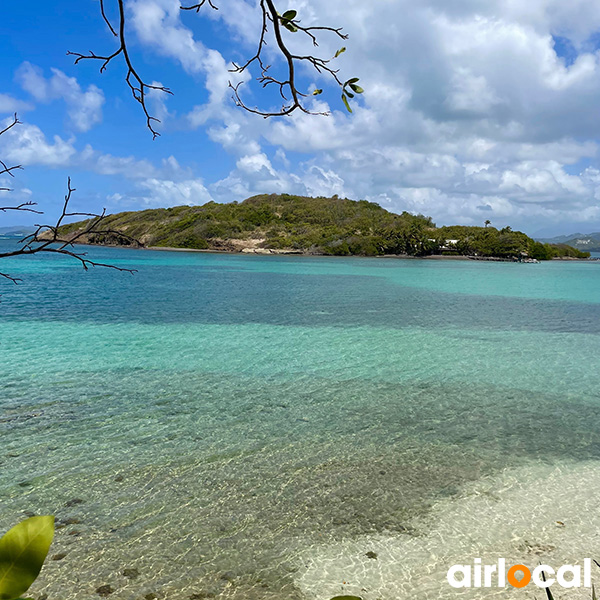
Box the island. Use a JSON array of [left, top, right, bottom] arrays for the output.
[[55, 193, 590, 261]]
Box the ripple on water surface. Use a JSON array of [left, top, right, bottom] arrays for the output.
[[1, 247, 600, 599]]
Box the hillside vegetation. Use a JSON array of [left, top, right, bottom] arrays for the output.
[[57, 193, 590, 259], [538, 232, 600, 253]]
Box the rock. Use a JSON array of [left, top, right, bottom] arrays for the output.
[[144, 594, 158, 600], [96, 585, 114, 596], [365, 551, 378, 560], [123, 568, 140, 579], [114, 475, 124, 482], [189, 593, 215, 599], [64, 517, 82, 525], [68, 530, 81, 536], [52, 553, 67, 561], [220, 572, 235, 582], [18, 481, 32, 488], [66, 498, 84, 507], [37, 594, 48, 600]]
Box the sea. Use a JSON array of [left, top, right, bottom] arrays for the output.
[[1, 240, 600, 599]]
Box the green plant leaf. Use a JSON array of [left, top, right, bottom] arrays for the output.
[[312, 89, 323, 95], [0, 516, 54, 600], [281, 10, 297, 20], [341, 94, 352, 113], [593, 584, 597, 600], [349, 83, 364, 94], [283, 21, 298, 32], [334, 47, 346, 58], [345, 90, 355, 98], [330, 597, 363, 600], [346, 77, 360, 84]]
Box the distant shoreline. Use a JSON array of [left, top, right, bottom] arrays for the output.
[[77, 242, 596, 262]]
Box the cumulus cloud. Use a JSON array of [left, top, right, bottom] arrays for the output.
[[17, 63, 104, 132], [0, 117, 77, 167], [0, 117, 188, 185], [186, 0, 600, 231], [0, 93, 33, 115], [9, 0, 600, 233], [135, 178, 214, 207]]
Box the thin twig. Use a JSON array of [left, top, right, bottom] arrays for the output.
[[68, 0, 172, 138]]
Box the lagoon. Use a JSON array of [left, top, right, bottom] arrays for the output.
[[1, 242, 600, 599]]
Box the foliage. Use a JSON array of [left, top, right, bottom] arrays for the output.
[[0, 517, 54, 600], [55, 194, 591, 260]]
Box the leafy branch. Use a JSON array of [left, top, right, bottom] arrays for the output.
[[72, 1, 363, 136]]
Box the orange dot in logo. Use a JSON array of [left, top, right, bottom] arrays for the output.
[[507, 564, 532, 588]]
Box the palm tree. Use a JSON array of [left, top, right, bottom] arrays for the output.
[[484, 219, 491, 228]]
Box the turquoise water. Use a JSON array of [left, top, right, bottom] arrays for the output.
[[1, 243, 600, 599]]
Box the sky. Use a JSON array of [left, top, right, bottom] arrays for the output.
[[3, 1, 600, 236]]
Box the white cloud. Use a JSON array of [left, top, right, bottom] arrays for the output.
[[0, 94, 33, 115], [79, 145, 157, 178], [188, 0, 600, 231], [0, 117, 77, 167], [10, 0, 600, 233], [17, 63, 104, 132], [136, 178, 214, 207], [0, 118, 188, 186], [128, 0, 207, 73]]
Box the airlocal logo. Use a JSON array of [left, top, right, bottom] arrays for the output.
[[447, 558, 593, 590]]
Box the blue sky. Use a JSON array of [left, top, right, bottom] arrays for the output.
[[3, 0, 600, 236]]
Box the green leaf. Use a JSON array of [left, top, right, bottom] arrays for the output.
[[349, 83, 364, 94], [330, 597, 363, 600], [593, 584, 597, 600], [281, 10, 297, 20], [0, 517, 54, 600], [312, 89, 323, 95], [283, 21, 298, 32], [346, 77, 360, 84], [334, 47, 346, 58], [341, 93, 352, 113], [345, 90, 355, 98]]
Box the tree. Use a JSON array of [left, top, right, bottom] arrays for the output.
[[1, 1, 359, 282], [484, 219, 491, 228]]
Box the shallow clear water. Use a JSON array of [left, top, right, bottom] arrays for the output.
[[1, 243, 600, 599]]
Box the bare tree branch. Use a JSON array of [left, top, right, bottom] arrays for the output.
[[0, 177, 140, 284], [0, 118, 141, 284], [0, 114, 21, 138], [181, 0, 218, 12], [67, 0, 172, 139], [0, 114, 23, 190], [73, 1, 360, 135], [0, 202, 42, 214]]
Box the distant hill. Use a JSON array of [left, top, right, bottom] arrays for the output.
[[0, 226, 35, 238], [537, 232, 600, 252], [53, 193, 590, 260]]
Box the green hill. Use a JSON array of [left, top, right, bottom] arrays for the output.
[[537, 232, 600, 252], [56, 193, 590, 260]]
